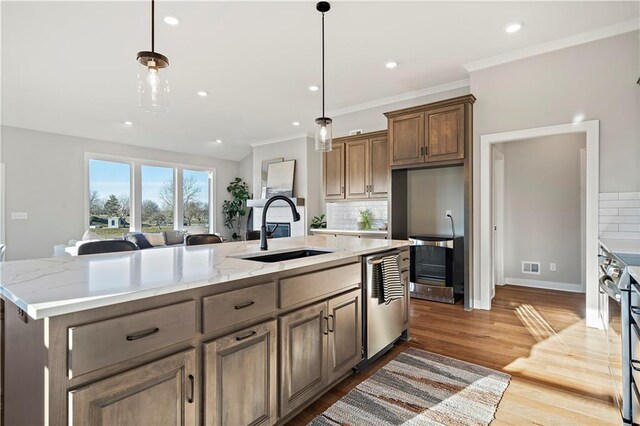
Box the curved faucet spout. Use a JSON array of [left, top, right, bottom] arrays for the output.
[[260, 195, 300, 250]]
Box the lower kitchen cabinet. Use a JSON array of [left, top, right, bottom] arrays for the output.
[[68, 349, 197, 426], [327, 290, 362, 383], [280, 301, 329, 417], [401, 270, 410, 330], [280, 289, 363, 417], [203, 320, 278, 426]]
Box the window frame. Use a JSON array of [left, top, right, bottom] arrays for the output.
[[84, 153, 216, 234]]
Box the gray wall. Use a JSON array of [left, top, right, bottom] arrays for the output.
[[471, 31, 639, 302], [407, 167, 464, 237], [502, 134, 585, 287], [1, 126, 240, 260]]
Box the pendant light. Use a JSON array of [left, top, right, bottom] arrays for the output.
[[314, 1, 332, 152], [137, 0, 170, 113]]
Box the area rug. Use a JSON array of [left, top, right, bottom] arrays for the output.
[[309, 348, 510, 426]]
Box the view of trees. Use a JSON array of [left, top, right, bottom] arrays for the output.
[[89, 175, 209, 230]]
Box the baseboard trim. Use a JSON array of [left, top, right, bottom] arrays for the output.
[[504, 277, 584, 293]]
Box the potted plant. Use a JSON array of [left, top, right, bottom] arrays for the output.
[[310, 214, 327, 229], [222, 177, 250, 240], [357, 208, 374, 231]]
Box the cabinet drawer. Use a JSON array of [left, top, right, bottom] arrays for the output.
[[279, 263, 361, 309], [202, 282, 277, 334], [68, 300, 196, 378], [400, 250, 410, 271]]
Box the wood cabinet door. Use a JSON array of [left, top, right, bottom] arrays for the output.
[[203, 320, 277, 426], [369, 136, 389, 198], [327, 289, 362, 383], [279, 301, 328, 417], [424, 104, 465, 162], [345, 138, 370, 199], [323, 142, 345, 200], [389, 112, 424, 166], [400, 270, 410, 331], [69, 349, 197, 426]]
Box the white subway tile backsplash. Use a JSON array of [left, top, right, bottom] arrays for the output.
[[599, 193, 619, 200], [600, 200, 640, 209], [600, 216, 640, 224], [619, 192, 640, 200], [326, 201, 388, 230], [599, 192, 640, 240]]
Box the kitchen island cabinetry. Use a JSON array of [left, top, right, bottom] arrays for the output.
[[1, 236, 409, 426]]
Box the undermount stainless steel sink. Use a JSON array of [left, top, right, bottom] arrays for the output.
[[236, 249, 336, 263]]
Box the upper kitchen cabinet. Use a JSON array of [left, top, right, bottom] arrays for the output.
[[324, 130, 389, 201], [324, 142, 345, 200], [385, 95, 475, 168]]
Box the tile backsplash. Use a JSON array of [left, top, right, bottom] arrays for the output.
[[326, 201, 388, 230], [599, 192, 640, 240]]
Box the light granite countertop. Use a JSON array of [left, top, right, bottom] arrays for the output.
[[0, 235, 410, 320]]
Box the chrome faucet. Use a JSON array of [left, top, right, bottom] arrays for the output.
[[260, 195, 301, 250]]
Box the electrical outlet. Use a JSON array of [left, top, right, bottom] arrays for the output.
[[550, 263, 557, 272], [445, 210, 452, 218], [11, 212, 28, 220]]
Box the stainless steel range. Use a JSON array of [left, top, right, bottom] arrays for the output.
[[599, 244, 634, 423]]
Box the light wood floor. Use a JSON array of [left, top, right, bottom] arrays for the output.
[[289, 285, 620, 425]]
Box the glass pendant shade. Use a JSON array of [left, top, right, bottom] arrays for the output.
[[315, 117, 333, 152], [137, 59, 170, 113]]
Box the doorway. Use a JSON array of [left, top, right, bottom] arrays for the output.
[[477, 121, 600, 328]]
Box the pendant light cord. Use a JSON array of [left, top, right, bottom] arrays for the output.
[[321, 11, 325, 118], [151, 0, 155, 53]]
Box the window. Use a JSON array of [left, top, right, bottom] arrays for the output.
[[87, 155, 215, 237], [141, 165, 174, 232], [88, 159, 131, 239], [183, 169, 211, 230]]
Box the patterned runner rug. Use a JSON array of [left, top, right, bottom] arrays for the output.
[[310, 348, 511, 426]]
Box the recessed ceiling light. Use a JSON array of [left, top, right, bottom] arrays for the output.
[[292, 121, 301, 126], [164, 16, 179, 26], [123, 121, 133, 126], [385, 61, 398, 69], [505, 22, 523, 33], [215, 139, 223, 144], [309, 85, 320, 92], [197, 91, 209, 97]]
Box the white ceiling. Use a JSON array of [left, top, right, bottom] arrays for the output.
[[2, 1, 638, 162]]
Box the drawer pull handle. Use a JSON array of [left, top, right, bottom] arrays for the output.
[[632, 307, 640, 315], [323, 317, 329, 335], [126, 327, 159, 341], [234, 301, 255, 310], [328, 314, 335, 332], [632, 360, 640, 372], [235, 330, 256, 341], [187, 374, 195, 404]]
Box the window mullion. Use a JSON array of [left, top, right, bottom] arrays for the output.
[[175, 168, 184, 230], [131, 162, 142, 232]]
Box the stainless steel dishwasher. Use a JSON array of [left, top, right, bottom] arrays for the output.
[[361, 250, 404, 364]]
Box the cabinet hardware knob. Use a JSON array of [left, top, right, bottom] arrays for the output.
[[341, 186, 344, 194], [322, 316, 329, 335], [235, 330, 257, 341], [328, 314, 335, 332], [234, 301, 255, 310], [187, 374, 195, 403], [126, 327, 159, 341]]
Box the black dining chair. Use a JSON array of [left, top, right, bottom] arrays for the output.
[[77, 240, 138, 256], [185, 234, 223, 246]]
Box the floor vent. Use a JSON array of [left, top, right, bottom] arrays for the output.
[[522, 261, 541, 275]]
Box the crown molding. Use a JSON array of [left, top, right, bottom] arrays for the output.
[[464, 19, 640, 73], [328, 79, 470, 117], [249, 132, 312, 147]]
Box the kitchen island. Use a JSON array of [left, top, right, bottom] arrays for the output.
[[0, 235, 410, 425]]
